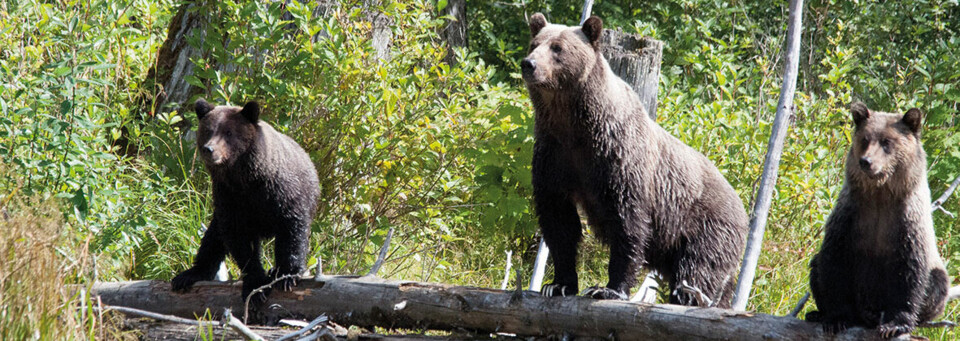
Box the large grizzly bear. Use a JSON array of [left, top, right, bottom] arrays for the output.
[[522, 13, 749, 307], [171, 99, 320, 304], [807, 103, 947, 338]]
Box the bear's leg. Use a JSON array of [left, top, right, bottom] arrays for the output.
[[536, 194, 582, 297], [269, 219, 310, 291], [918, 268, 948, 323], [172, 219, 227, 291], [872, 243, 933, 338], [230, 238, 270, 305], [583, 207, 642, 300], [808, 252, 857, 334], [585, 235, 639, 300]]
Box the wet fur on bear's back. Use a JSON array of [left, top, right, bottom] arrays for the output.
[[522, 13, 748, 307], [807, 103, 947, 338], [171, 100, 320, 305]]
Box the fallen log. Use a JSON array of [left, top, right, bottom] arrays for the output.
[[90, 276, 921, 340]]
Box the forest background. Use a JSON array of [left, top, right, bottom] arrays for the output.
[[1, 0, 959, 339]]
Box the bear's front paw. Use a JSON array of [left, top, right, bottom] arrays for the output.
[[541, 283, 578, 297], [171, 269, 206, 292], [804, 310, 823, 323], [582, 286, 627, 300], [267, 268, 301, 291], [877, 322, 913, 339]]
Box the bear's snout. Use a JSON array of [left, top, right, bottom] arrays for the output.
[[521, 58, 537, 74], [859, 156, 872, 169], [201, 142, 227, 166], [858, 155, 885, 177]]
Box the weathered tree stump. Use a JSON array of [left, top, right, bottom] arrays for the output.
[[439, 0, 466, 65], [600, 29, 663, 119]]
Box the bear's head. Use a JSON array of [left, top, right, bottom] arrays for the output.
[[195, 99, 261, 168], [521, 13, 603, 91], [847, 102, 925, 187]]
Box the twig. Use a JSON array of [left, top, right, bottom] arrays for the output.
[[296, 327, 336, 341], [932, 175, 960, 215], [100, 305, 217, 326], [500, 251, 513, 290], [367, 227, 394, 277], [788, 292, 810, 318], [579, 0, 594, 25], [314, 255, 324, 281], [243, 274, 301, 323], [223, 308, 264, 341], [949, 285, 960, 301], [631, 271, 660, 303], [276, 314, 329, 341], [920, 320, 958, 329], [733, 0, 805, 311], [529, 239, 549, 291]]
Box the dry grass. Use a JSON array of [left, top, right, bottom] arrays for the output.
[[0, 192, 128, 340]]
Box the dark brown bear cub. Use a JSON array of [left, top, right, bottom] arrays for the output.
[[522, 13, 749, 307], [171, 99, 320, 304], [808, 103, 947, 338]]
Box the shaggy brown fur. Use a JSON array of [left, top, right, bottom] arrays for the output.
[[171, 100, 320, 305], [807, 102, 947, 338], [522, 13, 749, 307]]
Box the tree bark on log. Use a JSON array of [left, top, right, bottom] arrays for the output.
[[92, 276, 908, 340]]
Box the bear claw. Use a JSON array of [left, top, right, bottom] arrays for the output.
[[541, 284, 577, 297], [877, 323, 912, 339], [267, 268, 301, 291], [582, 286, 628, 300]]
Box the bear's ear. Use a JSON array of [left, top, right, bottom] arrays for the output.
[[850, 102, 870, 126], [582, 16, 603, 46], [902, 108, 923, 134], [240, 101, 260, 123], [195, 99, 214, 120], [529, 13, 547, 37]]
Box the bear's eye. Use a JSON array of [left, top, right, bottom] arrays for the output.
[[880, 138, 892, 152], [530, 43, 538, 50], [224, 130, 233, 138], [551, 44, 562, 53]]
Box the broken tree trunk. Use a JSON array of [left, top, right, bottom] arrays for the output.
[[91, 276, 905, 340], [599, 30, 663, 120], [439, 0, 466, 65]]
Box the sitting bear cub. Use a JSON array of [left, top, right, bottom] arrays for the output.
[[808, 102, 948, 338], [522, 13, 749, 307], [171, 99, 320, 304]]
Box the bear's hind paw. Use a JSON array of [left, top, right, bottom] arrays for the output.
[[582, 286, 627, 300]]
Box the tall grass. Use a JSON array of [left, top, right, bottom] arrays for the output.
[[0, 194, 103, 339]]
